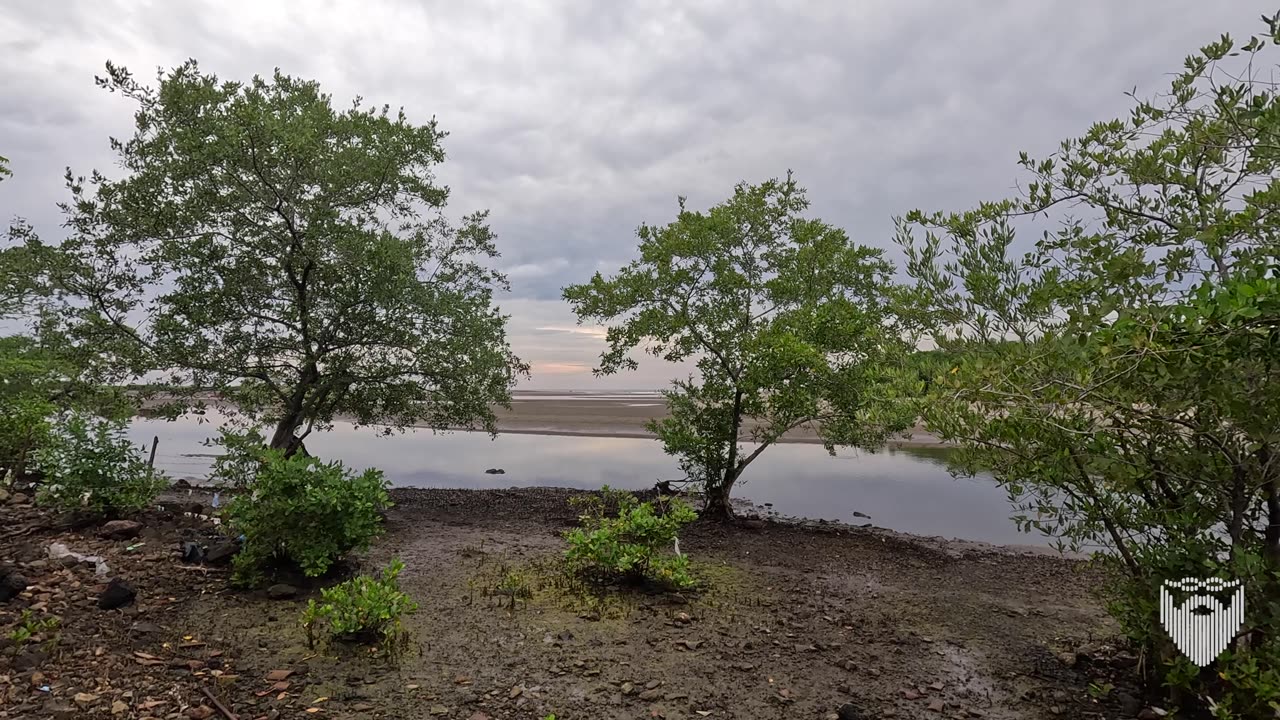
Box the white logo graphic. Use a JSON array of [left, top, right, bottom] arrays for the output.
[[1158, 577, 1244, 667]]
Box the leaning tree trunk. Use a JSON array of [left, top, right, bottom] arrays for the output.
[[268, 413, 309, 458]]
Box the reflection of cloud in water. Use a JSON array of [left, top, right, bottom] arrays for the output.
[[128, 415, 1051, 547]]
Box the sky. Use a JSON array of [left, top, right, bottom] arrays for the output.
[[0, 1, 1267, 389]]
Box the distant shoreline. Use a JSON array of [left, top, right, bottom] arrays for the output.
[[136, 390, 952, 449]]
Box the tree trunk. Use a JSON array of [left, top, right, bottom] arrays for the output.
[[701, 472, 738, 521], [268, 413, 307, 458], [701, 389, 745, 522]]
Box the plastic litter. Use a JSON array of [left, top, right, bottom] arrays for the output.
[[48, 542, 111, 576]]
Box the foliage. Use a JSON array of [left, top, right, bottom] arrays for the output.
[[564, 174, 917, 517], [895, 16, 1280, 716], [301, 559, 417, 649], [224, 449, 389, 585], [39, 60, 526, 453], [564, 487, 697, 589], [6, 609, 60, 650], [206, 427, 269, 489], [31, 411, 166, 516], [0, 389, 53, 482]]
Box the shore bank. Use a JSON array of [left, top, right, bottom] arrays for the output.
[[0, 486, 1132, 720]]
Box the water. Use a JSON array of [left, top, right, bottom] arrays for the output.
[[127, 412, 1047, 548]]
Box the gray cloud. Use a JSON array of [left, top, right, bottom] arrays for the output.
[[0, 0, 1268, 388]]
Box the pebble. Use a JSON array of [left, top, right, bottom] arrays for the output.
[[98, 578, 137, 610], [266, 583, 297, 600]]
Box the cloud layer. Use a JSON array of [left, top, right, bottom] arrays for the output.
[[0, 1, 1264, 388]]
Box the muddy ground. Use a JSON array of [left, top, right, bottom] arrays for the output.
[[1, 486, 1149, 720]]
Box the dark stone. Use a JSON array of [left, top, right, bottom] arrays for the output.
[[181, 542, 204, 564], [1, 566, 28, 602], [172, 478, 193, 489], [99, 519, 144, 540], [267, 583, 297, 600], [98, 578, 136, 610], [741, 519, 767, 530], [1117, 692, 1141, 716], [203, 541, 238, 565], [484, 468, 505, 474], [837, 703, 869, 720]]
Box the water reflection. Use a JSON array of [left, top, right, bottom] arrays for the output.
[[127, 413, 1045, 548]]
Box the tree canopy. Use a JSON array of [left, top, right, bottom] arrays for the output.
[[41, 61, 526, 451], [565, 174, 916, 517], [897, 17, 1280, 714]]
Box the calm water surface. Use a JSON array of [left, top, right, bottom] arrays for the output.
[[127, 413, 1046, 547]]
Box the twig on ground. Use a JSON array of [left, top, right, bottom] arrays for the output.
[[201, 686, 239, 720]]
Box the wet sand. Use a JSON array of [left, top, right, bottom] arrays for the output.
[[139, 390, 950, 447], [491, 392, 948, 448]]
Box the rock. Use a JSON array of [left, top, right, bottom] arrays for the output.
[[837, 703, 869, 720], [638, 689, 663, 701], [1137, 710, 1165, 720], [10, 492, 29, 504], [621, 682, 635, 695], [927, 699, 945, 712], [673, 612, 692, 624], [111, 699, 129, 715], [98, 578, 136, 610], [187, 705, 214, 720], [645, 680, 661, 690], [484, 468, 505, 474], [902, 689, 921, 700], [468, 713, 493, 720], [203, 540, 239, 565], [180, 542, 204, 564], [0, 488, 9, 503], [429, 705, 448, 716], [266, 583, 297, 600], [1117, 692, 1141, 716], [741, 519, 767, 530], [74, 693, 99, 706], [1, 565, 28, 602], [100, 519, 144, 540]]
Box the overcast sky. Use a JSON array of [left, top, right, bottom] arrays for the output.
[[0, 2, 1265, 389]]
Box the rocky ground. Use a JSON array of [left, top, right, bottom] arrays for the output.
[[2, 485, 1155, 719]]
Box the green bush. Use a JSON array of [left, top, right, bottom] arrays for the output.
[[207, 427, 269, 489], [224, 450, 389, 585], [301, 559, 417, 648], [32, 412, 166, 515], [564, 487, 697, 590], [0, 395, 53, 480]]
